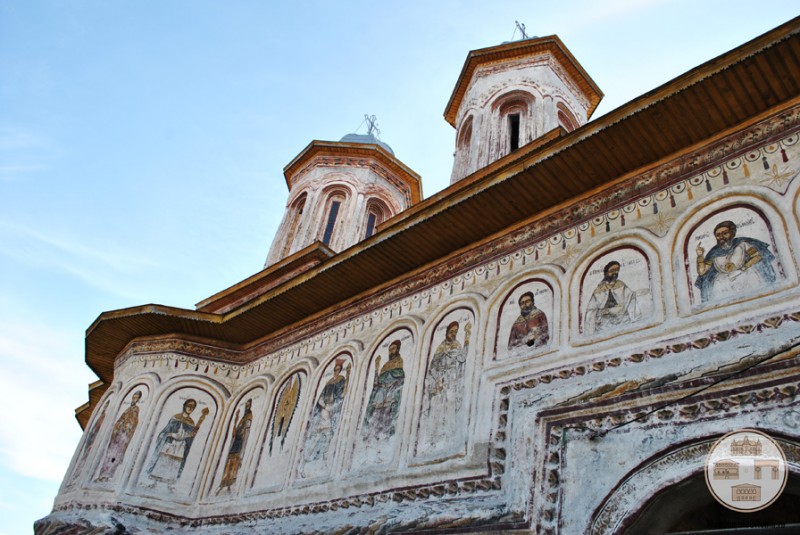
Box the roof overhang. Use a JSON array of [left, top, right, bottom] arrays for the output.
[[196, 243, 335, 313], [444, 35, 604, 127], [282, 140, 423, 204], [83, 17, 800, 402]]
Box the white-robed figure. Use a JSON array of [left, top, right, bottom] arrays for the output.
[[420, 320, 470, 451], [584, 261, 640, 335]]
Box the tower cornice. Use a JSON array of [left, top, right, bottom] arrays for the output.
[[283, 140, 423, 205], [444, 35, 604, 127]]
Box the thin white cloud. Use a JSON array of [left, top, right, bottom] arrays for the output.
[[0, 221, 161, 300], [0, 128, 47, 150], [0, 163, 48, 181], [0, 321, 88, 482]]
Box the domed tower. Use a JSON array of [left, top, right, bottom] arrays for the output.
[[265, 130, 422, 267], [445, 34, 603, 184]]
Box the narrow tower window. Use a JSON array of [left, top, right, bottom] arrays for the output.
[[364, 200, 389, 238], [508, 113, 521, 152], [365, 212, 378, 238], [322, 200, 341, 246]]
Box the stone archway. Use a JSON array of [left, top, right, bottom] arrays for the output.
[[623, 472, 800, 534], [588, 437, 800, 534]]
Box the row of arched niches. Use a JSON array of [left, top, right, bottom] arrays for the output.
[[62, 135, 800, 508]]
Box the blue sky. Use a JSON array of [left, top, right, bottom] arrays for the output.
[[1, 1, 798, 532]]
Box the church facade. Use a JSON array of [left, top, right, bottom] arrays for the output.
[[38, 19, 800, 534]]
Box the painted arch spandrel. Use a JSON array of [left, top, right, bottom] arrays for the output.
[[686, 206, 783, 307], [135, 387, 216, 499], [88, 384, 151, 489], [297, 354, 353, 480], [495, 280, 553, 360], [209, 386, 267, 498], [251, 371, 305, 492], [579, 248, 652, 338], [352, 329, 412, 469], [416, 308, 475, 459]]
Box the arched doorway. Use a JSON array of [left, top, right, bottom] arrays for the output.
[[623, 472, 800, 534], [588, 437, 799, 534]]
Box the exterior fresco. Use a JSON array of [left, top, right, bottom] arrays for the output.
[[92, 385, 150, 487], [212, 387, 266, 496], [495, 279, 553, 360], [298, 355, 351, 479], [252, 371, 305, 492], [136, 387, 215, 497], [580, 248, 651, 337], [687, 206, 782, 306], [417, 308, 474, 458], [63, 399, 109, 489], [354, 329, 412, 467]]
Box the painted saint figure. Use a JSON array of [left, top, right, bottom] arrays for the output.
[[695, 220, 776, 302], [507, 291, 549, 350], [147, 399, 209, 486], [96, 391, 142, 482], [363, 340, 405, 442], [269, 375, 301, 454], [217, 399, 253, 493], [421, 321, 470, 447], [67, 400, 109, 486], [584, 261, 640, 334], [302, 359, 350, 466]]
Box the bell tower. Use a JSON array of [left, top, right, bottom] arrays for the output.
[[265, 126, 421, 267], [445, 34, 603, 184]]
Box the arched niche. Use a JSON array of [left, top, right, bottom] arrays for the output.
[[414, 305, 478, 462], [203, 382, 269, 500], [351, 326, 415, 471], [295, 352, 354, 483], [680, 202, 787, 310], [572, 240, 662, 344], [85, 380, 156, 491], [250, 369, 308, 494], [62, 387, 118, 491], [490, 271, 559, 362], [131, 380, 223, 502]]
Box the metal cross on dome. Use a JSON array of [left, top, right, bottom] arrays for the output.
[[513, 20, 528, 41], [365, 114, 381, 138]]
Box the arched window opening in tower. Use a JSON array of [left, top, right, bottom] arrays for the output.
[[365, 200, 389, 238], [322, 195, 343, 246], [281, 194, 306, 257], [493, 91, 534, 158]]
